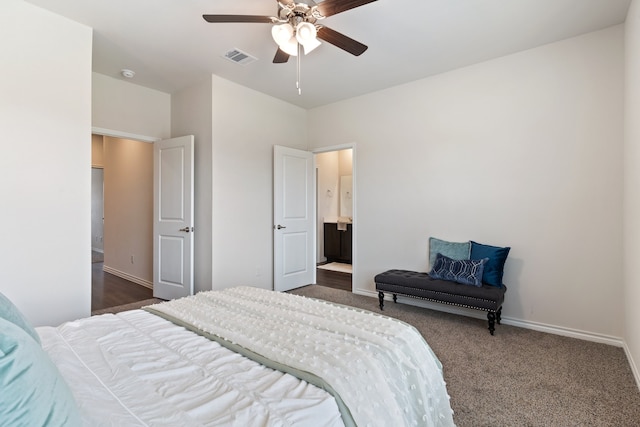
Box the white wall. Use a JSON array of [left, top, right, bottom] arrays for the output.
[[210, 75, 307, 291], [172, 77, 214, 294], [0, 0, 92, 326], [338, 150, 353, 218], [624, 0, 640, 386], [309, 26, 625, 339], [93, 72, 171, 140], [317, 151, 341, 221]]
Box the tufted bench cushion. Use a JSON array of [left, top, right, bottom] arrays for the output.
[[374, 269, 507, 334]]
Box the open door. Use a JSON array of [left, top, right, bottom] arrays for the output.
[[273, 145, 315, 292], [153, 136, 194, 300]]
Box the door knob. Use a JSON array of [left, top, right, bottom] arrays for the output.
[[179, 227, 193, 233], [275, 224, 286, 230]]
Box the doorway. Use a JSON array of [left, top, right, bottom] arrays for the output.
[[315, 147, 353, 292], [90, 133, 155, 311]]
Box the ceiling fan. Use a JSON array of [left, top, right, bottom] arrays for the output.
[[203, 0, 378, 64]]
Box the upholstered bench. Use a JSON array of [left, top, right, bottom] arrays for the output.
[[374, 269, 507, 335]]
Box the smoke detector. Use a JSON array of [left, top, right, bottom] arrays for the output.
[[121, 69, 135, 79]]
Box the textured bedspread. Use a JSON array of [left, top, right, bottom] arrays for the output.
[[145, 286, 455, 427], [38, 310, 344, 426]]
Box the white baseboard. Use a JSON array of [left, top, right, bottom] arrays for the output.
[[91, 248, 104, 253], [499, 317, 624, 347], [623, 342, 640, 390], [102, 265, 153, 290], [353, 288, 624, 346]]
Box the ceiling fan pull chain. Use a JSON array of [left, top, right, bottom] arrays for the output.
[[297, 42, 302, 95]]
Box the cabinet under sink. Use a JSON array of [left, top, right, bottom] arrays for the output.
[[324, 222, 352, 264]]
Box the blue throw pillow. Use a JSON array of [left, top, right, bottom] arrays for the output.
[[429, 253, 488, 287], [428, 237, 471, 269], [470, 241, 510, 287], [0, 318, 82, 426], [0, 291, 40, 344]]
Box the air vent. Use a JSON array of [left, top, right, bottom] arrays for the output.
[[222, 48, 258, 65]]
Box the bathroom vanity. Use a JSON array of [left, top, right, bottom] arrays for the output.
[[324, 221, 352, 264]]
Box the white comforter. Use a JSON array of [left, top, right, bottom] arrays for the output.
[[146, 287, 455, 427], [38, 309, 344, 426]]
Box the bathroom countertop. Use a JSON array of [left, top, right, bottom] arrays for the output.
[[324, 217, 352, 224]]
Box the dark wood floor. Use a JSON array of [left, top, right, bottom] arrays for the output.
[[92, 261, 153, 311], [315, 268, 351, 291], [92, 255, 351, 311]]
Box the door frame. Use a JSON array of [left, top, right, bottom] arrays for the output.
[[312, 143, 356, 292], [92, 127, 160, 143]]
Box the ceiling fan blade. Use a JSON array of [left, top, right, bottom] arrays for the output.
[[315, 0, 378, 17], [202, 15, 273, 23], [317, 26, 368, 56], [273, 48, 290, 64]]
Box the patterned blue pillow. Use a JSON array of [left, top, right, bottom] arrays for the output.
[[428, 253, 488, 287]]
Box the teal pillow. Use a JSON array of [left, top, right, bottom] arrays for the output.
[[0, 291, 40, 344], [429, 253, 488, 287], [0, 318, 82, 426], [428, 237, 471, 269], [470, 241, 510, 287]]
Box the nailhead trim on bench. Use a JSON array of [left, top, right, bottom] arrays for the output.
[[376, 283, 497, 310]]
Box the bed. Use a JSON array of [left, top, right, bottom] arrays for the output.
[[1, 286, 455, 426]]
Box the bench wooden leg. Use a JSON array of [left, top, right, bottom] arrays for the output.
[[487, 311, 496, 335], [393, 294, 397, 304], [378, 291, 385, 310], [496, 307, 502, 324]]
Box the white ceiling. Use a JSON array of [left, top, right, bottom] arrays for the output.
[[25, 0, 631, 109]]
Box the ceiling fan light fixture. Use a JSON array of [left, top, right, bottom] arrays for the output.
[[272, 23, 298, 56], [295, 22, 316, 42], [271, 23, 293, 45], [295, 22, 321, 54], [280, 36, 299, 56]]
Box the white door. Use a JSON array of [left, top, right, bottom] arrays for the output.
[[273, 145, 315, 292], [153, 136, 194, 300]]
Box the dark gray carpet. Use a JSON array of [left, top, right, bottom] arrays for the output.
[[290, 285, 640, 427]]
